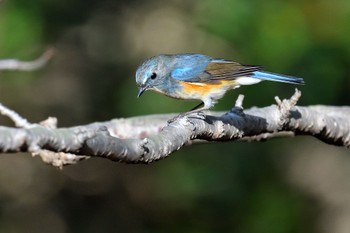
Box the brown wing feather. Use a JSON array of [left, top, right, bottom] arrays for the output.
[[204, 61, 262, 80]]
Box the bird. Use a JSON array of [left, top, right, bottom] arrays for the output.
[[136, 53, 304, 114]]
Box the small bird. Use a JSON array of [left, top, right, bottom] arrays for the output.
[[136, 53, 304, 113]]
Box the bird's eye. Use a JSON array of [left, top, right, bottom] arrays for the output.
[[150, 72, 157, 80]]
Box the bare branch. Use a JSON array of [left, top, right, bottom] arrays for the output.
[[0, 103, 33, 128], [0, 90, 348, 167], [0, 48, 54, 71]]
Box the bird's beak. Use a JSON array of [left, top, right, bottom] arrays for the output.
[[137, 86, 146, 98]]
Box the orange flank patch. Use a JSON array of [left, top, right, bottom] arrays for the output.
[[177, 80, 236, 99], [179, 80, 235, 95]]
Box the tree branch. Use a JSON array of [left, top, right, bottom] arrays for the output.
[[0, 48, 53, 71], [0, 89, 348, 167]]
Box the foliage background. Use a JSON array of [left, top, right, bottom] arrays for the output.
[[0, 0, 349, 232]]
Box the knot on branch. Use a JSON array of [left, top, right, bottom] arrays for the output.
[[40, 117, 58, 129]]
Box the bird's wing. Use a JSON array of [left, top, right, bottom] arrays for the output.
[[204, 60, 262, 80], [170, 56, 210, 82], [171, 59, 262, 83]]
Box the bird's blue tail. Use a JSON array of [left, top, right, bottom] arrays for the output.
[[252, 71, 304, 84]]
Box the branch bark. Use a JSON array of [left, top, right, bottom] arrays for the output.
[[0, 89, 348, 168]]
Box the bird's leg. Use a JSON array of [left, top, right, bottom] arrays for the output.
[[189, 102, 204, 111], [184, 105, 207, 117], [168, 102, 207, 123]]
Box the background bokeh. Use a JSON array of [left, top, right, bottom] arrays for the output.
[[0, 0, 349, 232]]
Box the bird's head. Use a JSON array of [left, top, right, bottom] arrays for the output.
[[135, 55, 171, 97]]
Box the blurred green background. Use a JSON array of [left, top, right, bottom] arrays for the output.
[[0, 0, 349, 232]]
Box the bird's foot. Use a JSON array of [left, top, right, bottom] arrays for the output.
[[167, 111, 206, 124], [187, 111, 206, 120], [167, 112, 187, 124]]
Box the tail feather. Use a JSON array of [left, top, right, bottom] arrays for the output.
[[252, 71, 304, 84]]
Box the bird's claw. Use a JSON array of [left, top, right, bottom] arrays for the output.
[[167, 114, 181, 124], [167, 111, 206, 124], [187, 111, 206, 120]]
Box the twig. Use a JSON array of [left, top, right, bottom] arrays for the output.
[[0, 48, 54, 71], [275, 88, 302, 130], [235, 94, 245, 108], [0, 103, 33, 128]]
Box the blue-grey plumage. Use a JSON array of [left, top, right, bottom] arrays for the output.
[[136, 53, 304, 111]]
